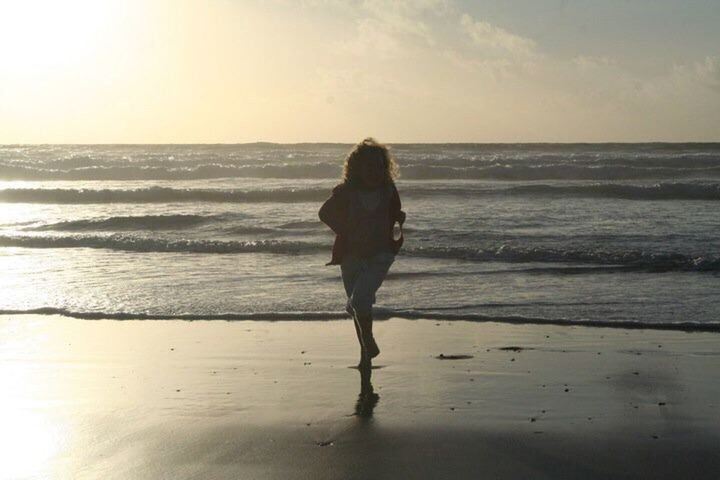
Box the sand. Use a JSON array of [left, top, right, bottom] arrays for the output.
[[1, 314, 719, 480]]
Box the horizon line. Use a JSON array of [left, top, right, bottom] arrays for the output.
[[2, 140, 720, 146]]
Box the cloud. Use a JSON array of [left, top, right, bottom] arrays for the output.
[[360, 0, 451, 19], [696, 55, 720, 91], [674, 55, 720, 92], [329, 0, 451, 57], [459, 13, 537, 58], [334, 18, 404, 58], [572, 55, 617, 70], [269, 0, 719, 141]]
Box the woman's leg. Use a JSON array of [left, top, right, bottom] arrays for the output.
[[347, 252, 395, 360], [341, 256, 366, 361]]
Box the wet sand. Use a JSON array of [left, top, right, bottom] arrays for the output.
[[1, 315, 719, 479]]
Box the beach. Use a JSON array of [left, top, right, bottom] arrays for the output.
[[2, 314, 718, 479], [4, 0, 720, 476]]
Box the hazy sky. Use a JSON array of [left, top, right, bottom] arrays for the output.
[[1, 0, 718, 143]]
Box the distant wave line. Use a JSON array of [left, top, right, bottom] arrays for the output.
[[3, 151, 720, 172], [0, 187, 328, 204], [2, 162, 720, 181], [2, 182, 720, 204]]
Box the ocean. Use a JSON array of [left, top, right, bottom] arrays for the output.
[[1, 143, 718, 330]]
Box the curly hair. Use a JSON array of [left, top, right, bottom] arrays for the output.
[[342, 137, 399, 186]]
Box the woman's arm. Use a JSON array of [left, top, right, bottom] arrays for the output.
[[390, 183, 406, 224], [318, 185, 349, 236]]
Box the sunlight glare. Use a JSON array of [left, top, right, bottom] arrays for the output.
[[0, 362, 64, 479], [0, 0, 126, 76]]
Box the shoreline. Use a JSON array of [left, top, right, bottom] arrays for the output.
[[2, 315, 719, 479], [2, 308, 719, 333]]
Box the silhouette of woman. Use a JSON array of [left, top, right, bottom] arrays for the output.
[[319, 138, 406, 367]]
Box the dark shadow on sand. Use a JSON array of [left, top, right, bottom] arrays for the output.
[[354, 361, 379, 419]]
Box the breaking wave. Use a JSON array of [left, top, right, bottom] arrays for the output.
[[0, 235, 324, 254], [404, 244, 720, 271], [1, 234, 718, 271], [27, 214, 221, 231], [504, 182, 720, 200], [2, 182, 720, 205]]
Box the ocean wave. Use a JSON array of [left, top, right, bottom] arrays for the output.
[[3, 161, 720, 181], [400, 163, 720, 181], [1, 233, 718, 271], [3, 182, 720, 205], [1, 307, 718, 332], [0, 187, 328, 204], [567, 156, 720, 169], [0, 162, 337, 181], [0, 234, 325, 254], [392, 154, 720, 170], [504, 182, 720, 200], [403, 245, 720, 271], [277, 220, 323, 229], [221, 225, 279, 235], [401, 181, 720, 201], [27, 214, 222, 232]]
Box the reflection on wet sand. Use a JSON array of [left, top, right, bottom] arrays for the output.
[[354, 362, 379, 419]]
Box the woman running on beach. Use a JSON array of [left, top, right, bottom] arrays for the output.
[[318, 138, 406, 367]]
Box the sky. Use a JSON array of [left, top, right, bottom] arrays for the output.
[[0, 0, 718, 143]]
